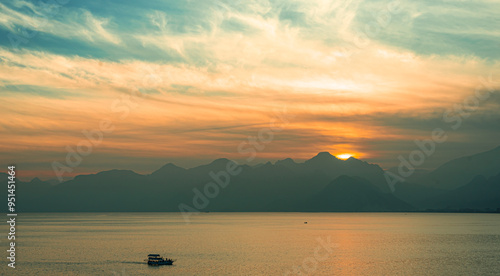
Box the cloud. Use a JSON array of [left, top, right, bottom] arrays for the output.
[[0, 1, 121, 46], [0, 0, 500, 177]]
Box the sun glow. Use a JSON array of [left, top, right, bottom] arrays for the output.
[[337, 154, 353, 160]]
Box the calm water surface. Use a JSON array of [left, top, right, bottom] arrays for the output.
[[1, 213, 499, 275]]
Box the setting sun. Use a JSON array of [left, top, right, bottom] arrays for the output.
[[337, 154, 353, 160]]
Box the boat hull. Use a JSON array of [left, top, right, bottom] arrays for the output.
[[147, 261, 174, 266]]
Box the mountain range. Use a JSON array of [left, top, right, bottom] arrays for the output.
[[2, 146, 500, 213]]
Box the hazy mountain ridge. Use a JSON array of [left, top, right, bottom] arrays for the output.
[[2, 147, 499, 212], [295, 175, 414, 212], [414, 145, 500, 190], [420, 173, 500, 211]]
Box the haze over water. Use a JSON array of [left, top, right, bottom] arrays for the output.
[[3, 213, 500, 275]]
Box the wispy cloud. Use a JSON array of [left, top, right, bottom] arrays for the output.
[[0, 1, 120, 45]]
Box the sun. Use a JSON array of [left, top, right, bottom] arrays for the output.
[[337, 154, 353, 160]]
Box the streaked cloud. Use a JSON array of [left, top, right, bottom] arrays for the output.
[[0, 0, 499, 179]]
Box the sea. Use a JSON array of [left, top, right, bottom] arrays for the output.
[[1, 213, 499, 275]]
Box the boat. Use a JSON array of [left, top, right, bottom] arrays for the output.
[[146, 254, 175, 266]]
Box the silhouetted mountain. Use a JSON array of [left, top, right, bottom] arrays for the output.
[[2, 148, 499, 212], [305, 152, 343, 167], [302, 152, 390, 192], [392, 181, 445, 208], [150, 163, 186, 178], [386, 167, 430, 183], [296, 175, 413, 211], [415, 146, 500, 190], [422, 173, 500, 210], [274, 158, 298, 168]]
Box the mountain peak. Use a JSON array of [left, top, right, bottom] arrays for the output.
[[305, 151, 342, 167], [160, 163, 183, 169], [262, 161, 273, 167], [151, 163, 185, 176], [312, 152, 336, 160], [275, 158, 296, 166], [307, 152, 340, 162], [210, 158, 231, 165], [345, 156, 362, 162]]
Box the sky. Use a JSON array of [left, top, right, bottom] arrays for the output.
[[0, 0, 499, 180]]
